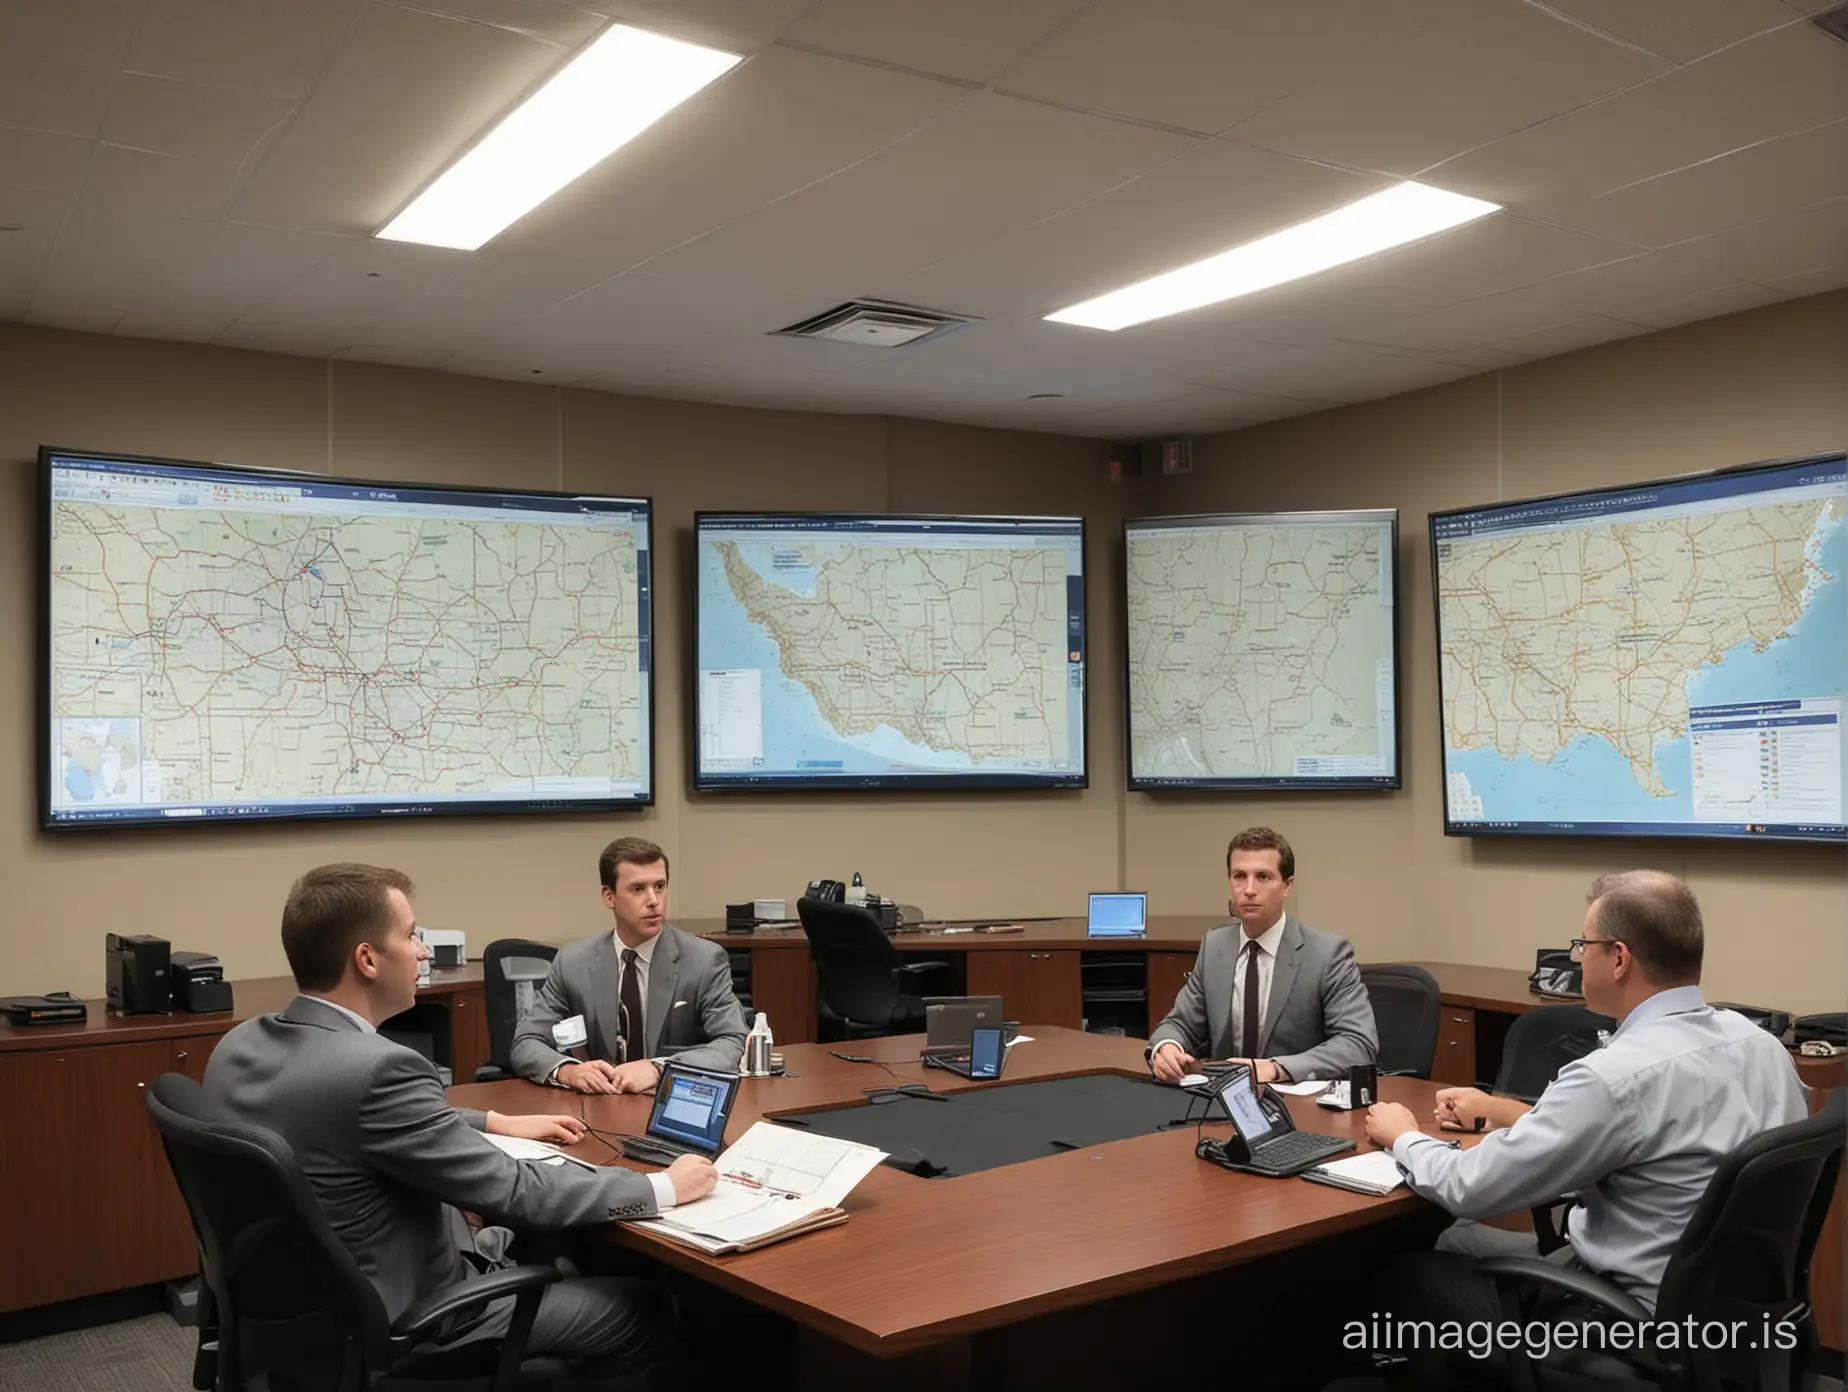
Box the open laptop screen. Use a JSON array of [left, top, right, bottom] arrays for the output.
[[645, 1064, 738, 1155], [1087, 892, 1148, 937], [1214, 1067, 1283, 1146]]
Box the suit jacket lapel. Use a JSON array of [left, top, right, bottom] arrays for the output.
[[645, 927, 681, 1058], [1259, 917, 1304, 1056], [587, 934, 620, 1062]]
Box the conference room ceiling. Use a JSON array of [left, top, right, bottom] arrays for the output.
[[2, 0, 1844, 438]]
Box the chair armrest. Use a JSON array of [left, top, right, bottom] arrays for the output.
[[1475, 1256, 1650, 1322], [898, 960, 953, 974], [472, 1063, 508, 1083], [390, 1264, 561, 1341]]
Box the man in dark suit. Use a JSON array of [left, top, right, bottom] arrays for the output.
[[205, 863, 715, 1380], [1148, 826, 1378, 1083], [512, 837, 747, 1094]]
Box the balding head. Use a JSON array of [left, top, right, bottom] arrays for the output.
[[1586, 870, 1703, 986]]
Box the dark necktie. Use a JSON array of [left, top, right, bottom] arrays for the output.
[[1240, 940, 1262, 1059], [619, 947, 644, 1065]]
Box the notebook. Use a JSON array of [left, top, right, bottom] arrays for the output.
[[1300, 1149, 1406, 1196]]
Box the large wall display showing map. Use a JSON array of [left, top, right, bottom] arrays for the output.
[[694, 513, 1086, 790], [42, 450, 653, 827], [1125, 510, 1400, 791], [1432, 452, 1845, 844]]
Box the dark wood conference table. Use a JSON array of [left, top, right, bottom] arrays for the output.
[[450, 1027, 1458, 1386]]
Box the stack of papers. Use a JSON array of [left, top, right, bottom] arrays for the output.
[[483, 1132, 599, 1170], [1301, 1149, 1406, 1196], [633, 1122, 886, 1255]]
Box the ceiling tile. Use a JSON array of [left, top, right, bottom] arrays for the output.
[[388, 0, 610, 49], [330, 342, 457, 368], [1224, 0, 1667, 174], [1344, 292, 1583, 353], [1, 0, 143, 68], [1616, 279, 1789, 328], [1532, 0, 1798, 63], [637, 92, 1193, 293], [357, 292, 535, 351], [43, 210, 218, 285], [0, 128, 92, 191], [1545, 117, 1848, 246], [580, 0, 814, 52], [1507, 250, 1742, 320], [1429, 23, 1848, 207], [111, 280, 265, 342], [100, 76, 299, 165], [1760, 265, 1848, 296], [0, 52, 117, 138], [994, 0, 1315, 135], [1062, 389, 1262, 437], [24, 277, 127, 334], [126, 0, 367, 98], [441, 46, 973, 301], [1481, 313, 1651, 358], [76, 143, 242, 220], [1659, 200, 1848, 284], [786, 0, 1088, 82], [230, 0, 565, 233], [1184, 341, 1478, 400]]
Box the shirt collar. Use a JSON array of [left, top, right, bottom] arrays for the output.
[[612, 927, 660, 966], [1243, 914, 1287, 956], [306, 995, 376, 1033], [1614, 984, 1706, 1038]]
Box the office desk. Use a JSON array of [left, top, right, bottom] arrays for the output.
[[451, 1028, 1455, 1385]]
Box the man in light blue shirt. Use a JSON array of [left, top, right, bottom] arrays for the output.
[[1366, 870, 1807, 1329]]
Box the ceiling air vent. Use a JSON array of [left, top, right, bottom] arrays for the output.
[[771, 299, 974, 348], [1813, 2, 1848, 45]]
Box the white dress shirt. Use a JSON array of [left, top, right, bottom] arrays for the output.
[[1392, 986, 1809, 1311], [309, 996, 376, 1033]]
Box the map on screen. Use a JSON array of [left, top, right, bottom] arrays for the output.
[[1125, 511, 1398, 790], [1432, 453, 1845, 843], [695, 514, 1086, 789], [44, 452, 652, 826]]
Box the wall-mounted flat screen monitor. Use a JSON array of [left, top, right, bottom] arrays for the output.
[[1431, 451, 1845, 844], [43, 449, 653, 827], [694, 512, 1086, 790], [1125, 510, 1400, 791]]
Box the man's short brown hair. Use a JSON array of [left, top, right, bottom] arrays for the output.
[[1587, 870, 1703, 984], [1226, 826, 1295, 880], [281, 863, 415, 992], [599, 836, 670, 892]]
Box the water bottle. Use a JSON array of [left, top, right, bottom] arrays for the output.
[[744, 1012, 773, 1076]]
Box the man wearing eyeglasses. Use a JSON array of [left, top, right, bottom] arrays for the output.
[[1364, 870, 1807, 1339]]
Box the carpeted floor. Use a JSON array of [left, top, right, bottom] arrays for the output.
[[0, 1313, 196, 1392]]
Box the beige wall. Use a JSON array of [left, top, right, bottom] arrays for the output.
[[1, 293, 1842, 1012], [1120, 290, 1848, 1013]]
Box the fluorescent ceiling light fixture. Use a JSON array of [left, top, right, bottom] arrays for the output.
[[377, 24, 741, 251], [1045, 181, 1501, 331]]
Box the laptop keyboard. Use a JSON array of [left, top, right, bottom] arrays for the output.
[[615, 1133, 693, 1166], [1253, 1131, 1354, 1170]]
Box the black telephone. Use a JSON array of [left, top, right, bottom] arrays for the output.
[[805, 879, 845, 904]]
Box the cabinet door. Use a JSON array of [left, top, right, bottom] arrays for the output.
[[749, 949, 816, 1045], [1433, 1008, 1477, 1085], [0, 1041, 177, 1311], [450, 989, 489, 1082], [1146, 953, 1196, 1038], [965, 950, 1082, 1030]]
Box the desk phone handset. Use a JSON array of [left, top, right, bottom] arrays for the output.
[[805, 879, 846, 904]]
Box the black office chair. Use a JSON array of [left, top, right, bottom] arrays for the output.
[[1480, 1087, 1846, 1392], [475, 939, 559, 1082], [146, 1073, 561, 1392], [1495, 1003, 1617, 1103], [1359, 963, 1441, 1078], [797, 896, 955, 1040]]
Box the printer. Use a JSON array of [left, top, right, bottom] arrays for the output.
[[171, 951, 234, 1013], [106, 933, 171, 1016]]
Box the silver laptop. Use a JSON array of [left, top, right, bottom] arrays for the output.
[[922, 996, 1005, 1056]]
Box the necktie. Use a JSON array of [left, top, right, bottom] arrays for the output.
[[1241, 940, 1262, 1059], [619, 948, 644, 1066]]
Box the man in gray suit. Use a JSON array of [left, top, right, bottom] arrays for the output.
[[1149, 827, 1377, 1083], [205, 863, 715, 1379], [513, 837, 747, 1094]]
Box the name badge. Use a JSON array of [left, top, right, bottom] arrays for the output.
[[552, 1014, 588, 1050]]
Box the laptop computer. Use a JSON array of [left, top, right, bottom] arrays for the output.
[[921, 1024, 1007, 1080], [612, 1063, 741, 1166], [922, 996, 1005, 1056], [1210, 1066, 1355, 1176], [1087, 892, 1148, 938]]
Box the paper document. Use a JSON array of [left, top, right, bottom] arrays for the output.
[[483, 1132, 597, 1170], [1272, 1080, 1332, 1096], [1305, 1149, 1405, 1195]]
